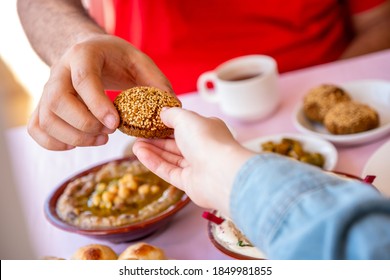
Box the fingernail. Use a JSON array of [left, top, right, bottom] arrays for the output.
[[103, 114, 117, 130], [95, 134, 108, 146]]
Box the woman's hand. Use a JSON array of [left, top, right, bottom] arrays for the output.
[[28, 35, 173, 150], [133, 107, 255, 217]]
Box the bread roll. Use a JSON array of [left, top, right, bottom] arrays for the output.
[[71, 244, 117, 260], [118, 242, 167, 260]]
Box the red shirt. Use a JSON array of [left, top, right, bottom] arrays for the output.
[[92, 0, 384, 97]]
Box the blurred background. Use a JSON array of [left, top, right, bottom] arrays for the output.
[[0, 0, 50, 128], [0, 1, 42, 258]]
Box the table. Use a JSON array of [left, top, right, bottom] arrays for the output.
[[5, 49, 390, 260]]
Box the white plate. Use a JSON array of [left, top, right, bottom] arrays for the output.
[[362, 139, 390, 197], [293, 79, 390, 146], [242, 133, 338, 171]]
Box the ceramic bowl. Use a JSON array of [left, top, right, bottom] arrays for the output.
[[45, 156, 190, 243]]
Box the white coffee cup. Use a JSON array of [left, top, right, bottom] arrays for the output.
[[197, 55, 280, 121]]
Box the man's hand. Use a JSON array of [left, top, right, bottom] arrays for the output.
[[28, 35, 172, 150]]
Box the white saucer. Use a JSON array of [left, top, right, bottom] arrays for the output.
[[242, 133, 338, 171], [293, 79, 390, 146], [362, 139, 390, 197]]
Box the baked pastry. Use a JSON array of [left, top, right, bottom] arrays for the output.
[[118, 242, 167, 260], [303, 84, 351, 123], [41, 256, 66, 260], [324, 101, 379, 134], [114, 86, 181, 138], [71, 244, 117, 260]]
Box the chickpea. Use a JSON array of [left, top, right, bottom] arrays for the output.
[[95, 182, 106, 193], [138, 184, 150, 196], [118, 174, 137, 190], [89, 195, 101, 207], [107, 184, 118, 194], [113, 197, 125, 208], [150, 185, 160, 194], [118, 185, 131, 199], [101, 201, 112, 209], [102, 191, 115, 203]]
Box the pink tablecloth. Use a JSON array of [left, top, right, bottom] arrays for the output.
[[5, 49, 390, 260]]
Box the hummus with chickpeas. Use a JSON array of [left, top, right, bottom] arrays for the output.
[[56, 159, 184, 229]]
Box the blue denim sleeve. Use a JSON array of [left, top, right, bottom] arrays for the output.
[[230, 153, 390, 259]]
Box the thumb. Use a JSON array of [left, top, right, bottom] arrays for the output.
[[161, 107, 202, 129]]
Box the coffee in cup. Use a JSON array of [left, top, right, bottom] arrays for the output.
[[197, 55, 280, 121]]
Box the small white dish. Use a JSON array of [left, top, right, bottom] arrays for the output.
[[362, 139, 390, 197], [242, 133, 338, 171], [207, 211, 266, 260], [293, 79, 390, 146]]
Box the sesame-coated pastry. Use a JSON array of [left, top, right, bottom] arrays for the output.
[[114, 87, 181, 138], [324, 101, 379, 134], [303, 84, 351, 123]]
